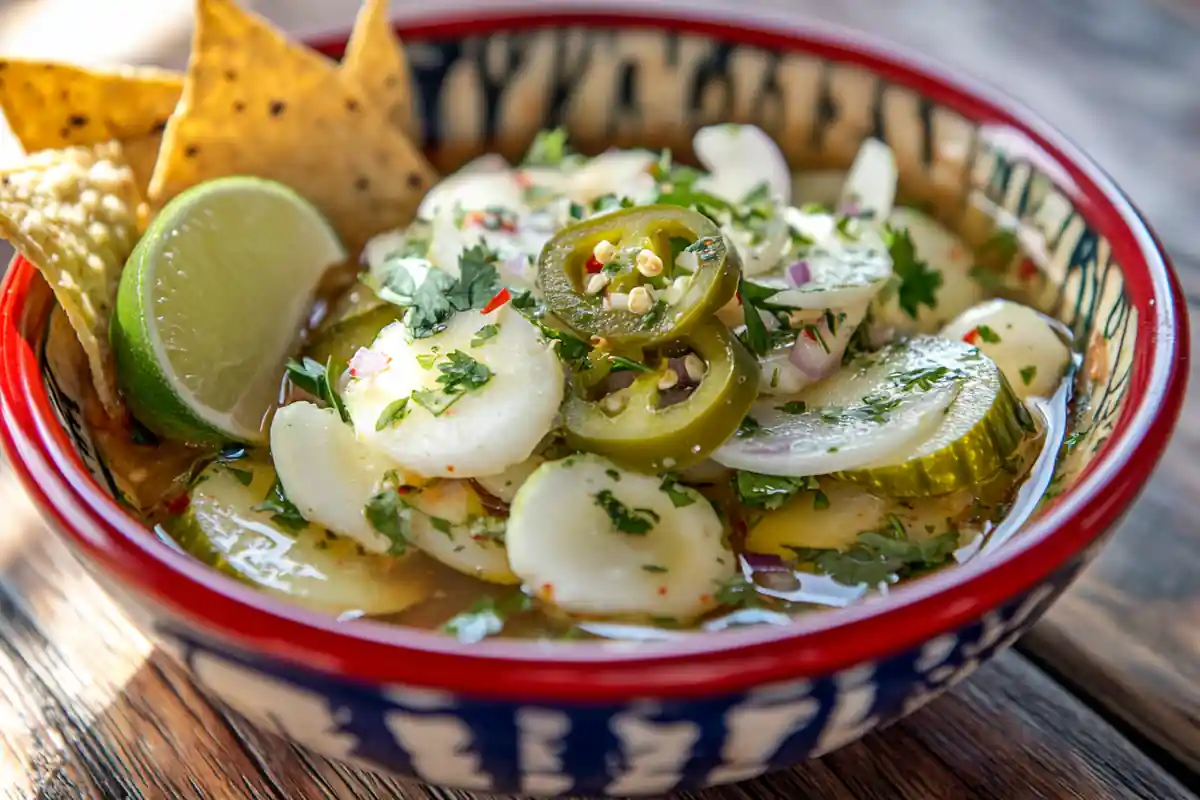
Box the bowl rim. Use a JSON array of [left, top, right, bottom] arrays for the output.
[[0, 8, 1189, 703]]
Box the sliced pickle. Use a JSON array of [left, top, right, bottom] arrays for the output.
[[305, 297, 401, 378], [835, 339, 1033, 496], [162, 461, 430, 615]]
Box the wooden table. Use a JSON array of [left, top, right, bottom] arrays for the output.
[[0, 0, 1198, 797]]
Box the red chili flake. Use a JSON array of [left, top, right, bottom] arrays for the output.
[[699, 593, 713, 604], [962, 328, 981, 345], [446, 465, 455, 473], [658, 586, 668, 596], [735, 290, 742, 304], [540, 582, 555, 601], [801, 328, 817, 342], [481, 287, 511, 314], [1018, 259, 1039, 281], [585, 256, 603, 274], [515, 172, 532, 189], [462, 210, 486, 228], [165, 493, 189, 516]]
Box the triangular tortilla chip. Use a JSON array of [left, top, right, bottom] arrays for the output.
[[149, 0, 437, 255], [342, 0, 420, 141], [0, 142, 143, 416], [0, 60, 183, 193]]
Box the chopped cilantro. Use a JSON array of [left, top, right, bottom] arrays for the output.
[[375, 398, 410, 431], [522, 127, 570, 167], [363, 485, 413, 556], [982, 227, 1019, 262], [736, 415, 761, 438], [471, 324, 500, 347], [884, 226, 942, 319], [437, 350, 493, 393], [373, 245, 500, 338], [1020, 365, 1038, 386], [594, 489, 659, 535], [787, 529, 959, 587], [714, 574, 763, 609], [568, 201, 586, 220], [415, 351, 439, 369], [975, 325, 1002, 343], [605, 468, 622, 481], [285, 357, 350, 423], [509, 291, 593, 371], [591, 193, 636, 214], [444, 593, 534, 644], [642, 564, 669, 573], [737, 279, 784, 357], [252, 478, 308, 531], [609, 355, 652, 373], [776, 401, 808, 414], [735, 472, 819, 511], [430, 516, 454, 536], [890, 365, 962, 392], [658, 474, 697, 507]]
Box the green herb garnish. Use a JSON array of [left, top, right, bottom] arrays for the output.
[[471, 324, 500, 347], [735, 472, 820, 511], [975, 325, 1002, 343], [252, 478, 308, 531], [1020, 365, 1038, 386], [285, 356, 350, 423], [787, 529, 959, 587], [714, 574, 763, 609], [375, 398, 410, 431], [594, 489, 660, 535], [658, 474, 697, 507], [884, 226, 942, 319], [776, 401, 808, 414], [522, 127, 570, 167], [444, 593, 534, 644], [363, 484, 413, 556]]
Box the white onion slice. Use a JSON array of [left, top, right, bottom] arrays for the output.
[[839, 138, 898, 222]]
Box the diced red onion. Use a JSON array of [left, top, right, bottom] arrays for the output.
[[742, 552, 791, 573], [348, 347, 391, 380], [788, 335, 840, 381], [786, 260, 811, 287]]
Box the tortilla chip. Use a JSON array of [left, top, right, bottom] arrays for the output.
[[342, 0, 419, 141], [149, 0, 437, 255], [0, 143, 143, 416], [0, 60, 183, 192]]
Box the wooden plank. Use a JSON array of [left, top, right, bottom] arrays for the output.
[[0, 491, 1189, 799]]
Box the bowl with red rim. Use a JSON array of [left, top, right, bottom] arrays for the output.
[[0, 6, 1188, 796]]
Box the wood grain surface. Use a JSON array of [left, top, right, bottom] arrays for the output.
[[0, 0, 1197, 798]]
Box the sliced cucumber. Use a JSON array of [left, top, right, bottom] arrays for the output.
[[506, 455, 735, 620], [404, 479, 519, 585], [163, 461, 430, 615], [836, 339, 1032, 496], [270, 401, 401, 554]]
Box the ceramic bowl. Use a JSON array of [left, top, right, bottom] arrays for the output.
[[0, 7, 1188, 797]]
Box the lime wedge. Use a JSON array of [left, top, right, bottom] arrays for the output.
[[112, 177, 346, 443]]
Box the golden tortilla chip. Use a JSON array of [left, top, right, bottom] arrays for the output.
[[0, 143, 143, 417], [0, 60, 183, 193], [149, 0, 437, 255], [342, 0, 419, 141]]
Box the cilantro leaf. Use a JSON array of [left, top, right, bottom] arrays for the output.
[[714, 574, 763, 609], [737, 279, 784, 357], [1020, 365, 1038, 386], [252, 478, 308, 531], [445, 245, 501, 312], [285, 357, 351, 423], [975, 325, 1002, 343], [594, 489, 660, 534], [609, 355, 653, 373], [884, 226, 942, 319], [522, 127, 571, 167], [508, 291, 593, 370], [375, 398, 410, 431], [735, 472, 819, 511], [787, 529, 959, 587], [658, 474, 697, 507], [363, 485, 414, 555], [437, 350, 493, 394], [444, 593, 534, 644], [736, 415, 761, 438], [471, 324, 500, 347], [223, 465, 254, 487]]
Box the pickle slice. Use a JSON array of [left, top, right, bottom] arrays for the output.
[[306, 295, 401, 379], [162, 461, 430, 615], [714, 336, 1031, 496], [835, 339, 1033, 496]]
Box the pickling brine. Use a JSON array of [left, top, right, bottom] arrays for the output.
[[138, 125, 1075, 643]]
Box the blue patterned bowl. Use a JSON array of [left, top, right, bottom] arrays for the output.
[[0, 7, 1188, 797]]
